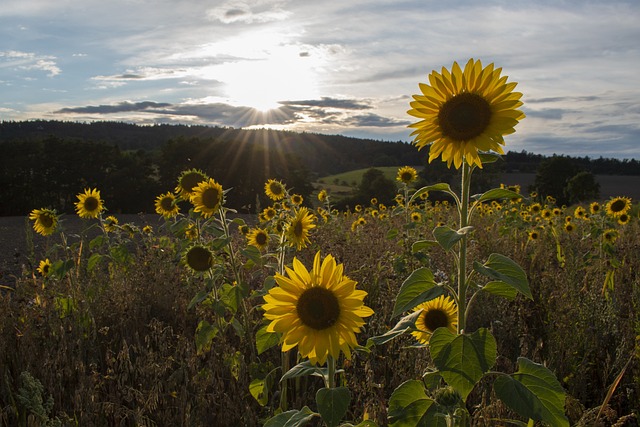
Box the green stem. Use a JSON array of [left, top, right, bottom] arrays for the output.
[[457, 163, 472, 334], [326, 355, 336, 389]]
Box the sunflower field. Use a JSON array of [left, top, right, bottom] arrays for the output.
[[2, 59, 639, 427]]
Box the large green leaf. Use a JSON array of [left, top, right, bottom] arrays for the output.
[[481, 281, 518, 300], [281, 360, 325, 382], [473, 188, 522, 204], [195, 320, 219, 356], [473, 253, 532, 300], [411, 240, 438, 253], [392, 268, 442, 318], [409, 183, 456, 205], [316, 387, 351, 427], [494, 357, 569, 427], [432, 226, 473, 252], [368, 311, 423, 347], [387, 380, 448, 426], [255, 324, 280, 355], [429, 328, 497, 401], [263, 406, 318, 427]]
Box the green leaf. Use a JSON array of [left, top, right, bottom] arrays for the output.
[[281, 360, 325, 382], [187, 289, 209, 310], [433, 226, 473, 252], [220, 283, 241, 313], [242, 245, 263, 265], [494, 357, 569, 427], [256, 324, 280, 355], [409, 183, 455, 205], [263, 406, 318, 427], [316, 387, 351, 427], [411, 240, 438, 253], [195, 320, 219, 356], [392, 267, 442, 318], [249, 378, 270, 406], [367, 310, 423, 347], [386, 228, 399, 240], [473, 188, 522, 203], [387, 380, 448, 426], [478, 152, 502, 164], [89, 235, 106, 250], [481, 281, 518, 300], [473, 253, 532, 300], [87, 253, 103, 272], [110, 244, 133, 264], [429, 328, 497, 401]]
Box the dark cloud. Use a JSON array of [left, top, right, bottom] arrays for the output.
[[225, 8, 247, 19], [523, 108, 566, 120], [526, 96, 600, 103], [281, 97, 371, 110], [344, 113, 411, 128], [56, 101, 171, 114]]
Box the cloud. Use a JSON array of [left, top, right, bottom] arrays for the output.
[[56, 101, 172, 114], [281, 97, 372, 110], [0, 50, 60, 76], [206, 1, 291, 24]]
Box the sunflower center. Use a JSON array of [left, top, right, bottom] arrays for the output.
[[255, 232, 268, 246], [610, 199, 626, 213], [297, 287, 340, 330], [269, 183, 284, 196], [293, 220, 304, 237], [182, 173, 205, 193], [84, 197, 99, 212], [40, 214, 54, 228], [401, 172, 413, 182], [438, 93, 492, 141], [161, 197, 174, 211], [186, 246, 213, 272], [202, 187, 221, 209], [422, 308, 450, 332]]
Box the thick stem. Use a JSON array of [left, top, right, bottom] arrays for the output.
[[326, 355, 336, 389], [457, 164, 472, 334]]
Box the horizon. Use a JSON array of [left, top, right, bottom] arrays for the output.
[[1, 1, 639, 160]]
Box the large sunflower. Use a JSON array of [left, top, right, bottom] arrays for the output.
[[75, 188, 104, 219], [411, 295, 458, 344], [183, 244, 214, 273], [408, 59, 525, 169], [155, 192, 180, 218], [29, 208, 59, 236], [397, 166, 418, 184], [175, 169, 208, 199], [265, 179, 286, 201], [286, 207, 316, 250], [246, 227, 270, 251], [263, 252, 374, 365], [191, 178, 224, 218], [605, 196, 632, 218]]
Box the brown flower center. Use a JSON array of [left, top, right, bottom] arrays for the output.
[[84, 197, 99, 212], [181, 172, 205, 194], [160, 196, 174, 211], [186, 246, 213, 272], [422, 308, 450, 332], [202, 187, 221, 209], [610, 199, 627, 213], [438, 93, 492, 141], [40, 214, 54, 228], [293, 219, 304, 237], [297, 287, 340, 330], [255, 232, 268, 246]]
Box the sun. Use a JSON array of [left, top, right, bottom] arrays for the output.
[[206, 29, 322, 112]]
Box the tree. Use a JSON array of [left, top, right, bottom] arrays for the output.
[[532, 156, 578, 205], [564, 171, 600, 204]]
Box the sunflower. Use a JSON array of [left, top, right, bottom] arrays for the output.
[[317, 189, 328, 203], [541, 209, 552, 220], [265, 179, 286, 201], [191, 178, 224, 218], [29, 208, 59, 236], [155, 192, 180, 218], [262, 206, 277, 221], [528, 230, 539, 241], [37, 259, 52, 276], [142, 225, 153, 234], [397, 166, 418, 184], [564, 222, 575, 233], [606, 196, 632, 218], [370, 197, 378, 206], [411, 295, 458, 344], [529, 203, 542, 214], [104, 215, 119, 233], [603, 228, 619, 244], [247, 227, 270, 251], [175, 169, 208, 199], [291, 194, 304, 206], [574, 206, 586, 219], [408, 59, 524, 169], [183, 244, 214, 273], [184, 223, 199, 240], [286, 207, 316, 250], [263, 251, 374, 365], [75, 188, 104, 219], [589, 202, 601, 215], [411, 211, 422, 222], [617, 213, 630, 225]]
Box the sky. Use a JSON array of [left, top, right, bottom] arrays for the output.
[[1, 0, 639, 159]]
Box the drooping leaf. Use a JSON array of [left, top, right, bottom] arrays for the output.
[[195, 320, 218, 356], [473, 253, 532, 300], [281, 360, 325, 382], [316, 387, 351, 427], [242, 245, 263, 265], [429, 328, 497, 401], [494, 357, 569, 427], [368, 311, 423, 347], [473, 188, 522, 204], [263, 406, 318, 427], [87, 253, 103, 272], [387, 380, 448, 426], [409, 183, 456, 205], [187, 289, 209, 310], [411, 240, 438, 253], [392, 268, 442, 318], [433, 226, 474, 252], [481, 281, 518, 300], [255, 324, 280, 355]]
